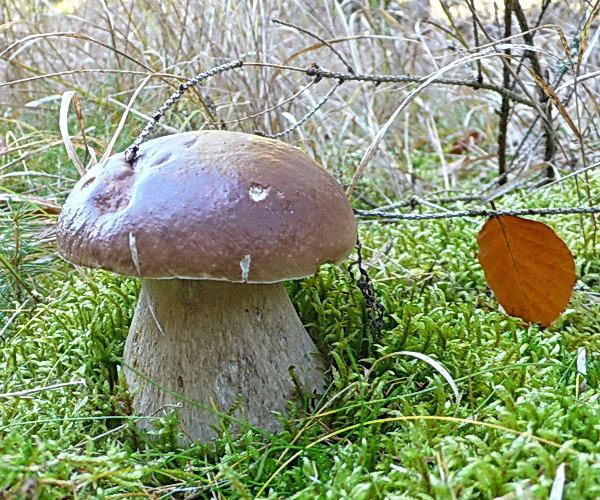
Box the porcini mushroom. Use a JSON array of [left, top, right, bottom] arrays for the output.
[[57, 131, 357, 442]]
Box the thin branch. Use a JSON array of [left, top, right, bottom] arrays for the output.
[[497, 0, 514, 185], [256, 80, 342, 139], [513, 0, 556, 177], [356, 205, 600, 222], [464, 0, 483, 83], [219, 80, 316, 125], [123, 59, 243, 163], [304, 66, 535, 107], [272, 18, 355, 74]]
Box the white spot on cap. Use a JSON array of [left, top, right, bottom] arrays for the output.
[[128, 232, 142, 276], [249, 184, 271, 202], [240, 254, 251, 282]]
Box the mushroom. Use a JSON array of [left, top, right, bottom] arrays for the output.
[[56, 131, 357, 442]]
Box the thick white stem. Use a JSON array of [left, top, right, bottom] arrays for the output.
[[123, 279, 325, 442]]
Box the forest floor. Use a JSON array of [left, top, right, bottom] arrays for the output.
[[1, 0, 599, 498]]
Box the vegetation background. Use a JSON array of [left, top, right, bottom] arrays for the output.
[[1, 0, 599, 497]]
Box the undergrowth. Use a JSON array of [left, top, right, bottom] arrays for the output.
[[2, 190, 599, 497]]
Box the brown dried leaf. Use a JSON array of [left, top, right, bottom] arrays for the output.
[[577, 3, 600, 69], [477, 215, 575, 327], [531, 72, 582, 139], [448, 130, 484, 155]]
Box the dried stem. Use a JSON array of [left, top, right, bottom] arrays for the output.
[[0, 379, 86, 398], [497, 0, 514, 186], [513, 0, 555, 178], [303, 66, 535, 107], [271, 18, 355, 74], [257, 79, 342, 139]]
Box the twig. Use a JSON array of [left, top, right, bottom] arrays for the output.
[[497, 0, 514, 186], [344, 49, 534, 198], [0, 379, 87, 399], [219, 80, 315, 125], [355, 205, 600, 222], [465, 0, 483, 83], [304, 66, 535, 107], [272, 18, 355, 74], [256, 79, 342, 139], [513, 0, 556, 177], [373, 195, 484, 211], [348, 238, 385, 361], [527, 160, 600, 196], [123, 59, 243, 163]]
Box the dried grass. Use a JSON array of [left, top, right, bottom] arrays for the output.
[[2, 1, 597, 203]]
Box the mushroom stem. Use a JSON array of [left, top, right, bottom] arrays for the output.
[[123, 279, 326, 442]]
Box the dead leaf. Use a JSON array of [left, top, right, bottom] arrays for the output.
[[530, 72, 582, 140], [448, 130, 484, 155], [477, 215, 575, 327]]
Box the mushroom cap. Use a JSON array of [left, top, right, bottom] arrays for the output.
[[57, 131, 357, 283]]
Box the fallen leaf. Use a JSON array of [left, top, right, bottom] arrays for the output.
[[448, 130, 484, 155], [477, 215, 575, 327]]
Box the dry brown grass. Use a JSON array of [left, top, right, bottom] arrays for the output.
[[1, 0, 598, 202]]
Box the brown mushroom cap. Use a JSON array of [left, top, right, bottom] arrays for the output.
[[57, 131, 357, 283]]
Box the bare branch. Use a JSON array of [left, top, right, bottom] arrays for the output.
[[256, 79, 342, 139], [272, 18, 355, 74], [304, 66, 535, 107], [124, 60, 243, 163], [356, 205, 600, 222]]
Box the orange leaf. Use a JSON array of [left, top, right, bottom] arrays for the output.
[[477, 215, 575, 327]]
